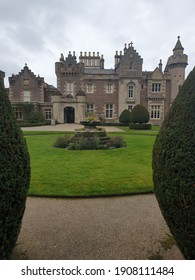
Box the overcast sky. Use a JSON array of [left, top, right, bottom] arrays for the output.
[[1, 0, 195, 87]]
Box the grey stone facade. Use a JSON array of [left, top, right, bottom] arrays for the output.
[[3, 37, 188, 125]]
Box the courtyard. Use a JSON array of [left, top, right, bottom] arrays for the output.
[[10, 124, 184, 259]]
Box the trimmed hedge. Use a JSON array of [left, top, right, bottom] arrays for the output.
[[131, 104, 150, 124], [129, 123, 152, 130], [18, 122, 47, 127], [152, 67, 195, 259], [0, 77, 30, 259], [119, 109, 131, 123]]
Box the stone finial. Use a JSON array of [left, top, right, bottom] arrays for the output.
[[159, 59, 163, 72], [60, 53, 64, 62]]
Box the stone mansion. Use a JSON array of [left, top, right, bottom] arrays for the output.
[[2, 36, 188, 125]]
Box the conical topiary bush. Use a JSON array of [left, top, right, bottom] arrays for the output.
[[119, 109, 131, 123], [0, 74, 30, 259], [152, 67, 195, 259]]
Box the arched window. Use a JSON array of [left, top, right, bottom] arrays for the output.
[[128, 83, 135, 98]]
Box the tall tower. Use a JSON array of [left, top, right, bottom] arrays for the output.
[[165, 36, 188, 101]]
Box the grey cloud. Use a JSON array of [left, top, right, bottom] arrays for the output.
[[0, 0, 195, 86]]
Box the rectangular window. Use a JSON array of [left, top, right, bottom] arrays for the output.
[[13, 106, 23, 120], [128, 105, 133, 111], [45, 109, 52, 120], [87, 84, 93, 93], [86, 104, 94, 114], [66, 82, 74, 95], [23, 90, 30, 102], [106, 84, 113, 94], [151, 105, 161, 119], [105, 104, 113, 119], [152, 83, 161, 92], [128, 85, 134, 98]]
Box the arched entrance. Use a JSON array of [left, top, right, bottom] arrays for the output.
[[64, 107, 75, 123]]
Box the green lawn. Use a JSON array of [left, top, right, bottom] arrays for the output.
[[24, 129, 157, 197]]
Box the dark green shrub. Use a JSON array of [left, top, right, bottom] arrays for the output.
[[67, 137, 101, 150], [18, 122, 47, 127], [20, 103, 45, 124], [53, 135, 71, 148], [152, 67, 195, 259], [119, 109, 131, 123], [26, 111, 45, 123], [131, 104, 149, 124], [129, 123, 152, 130], [22, 103, 34, 120], [54, 134, 126, 150], [109, 135, 126, 148], [0, 76, 30, 259]]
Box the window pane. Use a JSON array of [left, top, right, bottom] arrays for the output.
[[67, 82, 73, 95], [87, 84, 93, 93], [45, 109, 52, 120], [128, 84, 134, 98], [13, 107, 23, 120], [152, 83, 161, 92], [23, 90, 30, 102], [151, 105, 160, 119], [105, 104, 113, 118], [86, 104, 94, 114], [106, 84, 113, 93]]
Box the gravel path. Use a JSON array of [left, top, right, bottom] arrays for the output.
[[11, 194, 184, 260], [21, 123, 124, 132]]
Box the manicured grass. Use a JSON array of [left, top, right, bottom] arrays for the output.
[[25, 130, 156, 197]]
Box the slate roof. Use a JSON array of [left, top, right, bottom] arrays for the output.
[[173, 36, 184, 51]]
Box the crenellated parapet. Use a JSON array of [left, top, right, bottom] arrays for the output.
[[55, 51, 85, 77]]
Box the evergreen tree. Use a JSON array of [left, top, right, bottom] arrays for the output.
[[0, 73, 30, 259], [131, 104, 149, 124], [119, 109, 131, 123], [152, 68, 195, 259]]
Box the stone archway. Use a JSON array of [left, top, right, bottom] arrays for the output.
[[64, 107, 75, 123]]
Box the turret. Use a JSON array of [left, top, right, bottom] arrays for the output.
[[165, 36, 188, 101]]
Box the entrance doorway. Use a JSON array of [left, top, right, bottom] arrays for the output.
[[64, 107, 75, 123]]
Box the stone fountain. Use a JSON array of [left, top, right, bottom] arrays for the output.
[[70, 121, 111, 146]]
